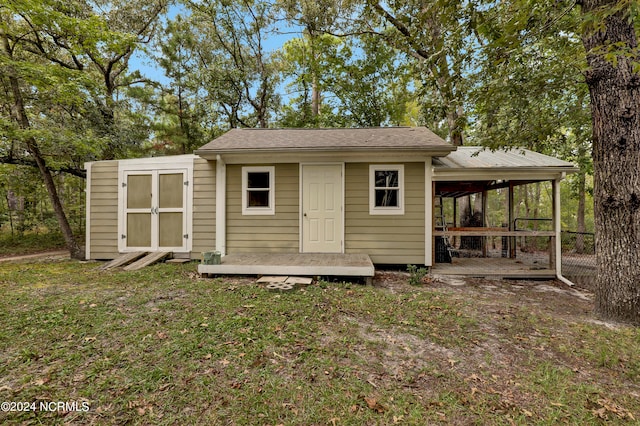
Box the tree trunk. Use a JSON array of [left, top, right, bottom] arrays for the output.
[[4, 192, 14, 236], [447, 105, 464, 146], [307, 26, 321, 123], [576, 172, 587, 254], [178, 86, 187, 154], [2, 36, 83, 260], [311, 77, 320, 118], [459, 194, 482, 250], [578, 0, 640, 324]]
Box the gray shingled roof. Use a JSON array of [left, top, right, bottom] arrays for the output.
[[196, 127, 455, 154], [433, 147, 577, 170]]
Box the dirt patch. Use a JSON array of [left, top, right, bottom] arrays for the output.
[[366, 271, 638, 418], [0, 250, 68, 262]]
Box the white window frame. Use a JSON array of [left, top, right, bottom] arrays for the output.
[[369, 164, 405, 215], [242, 166, 275, 215]]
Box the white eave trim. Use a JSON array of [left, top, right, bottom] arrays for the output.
[[117, 154, 198, 168], [197, 150, 453, 164], [432, 167, 577, 181]]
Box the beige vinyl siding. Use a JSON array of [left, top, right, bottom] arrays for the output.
[[345, 162, 425, 264], [191, 158, 216, 259], [89, 161, 119, 259], [226, 163, 299, 253]]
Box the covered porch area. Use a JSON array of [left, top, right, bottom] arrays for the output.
[[431, 253, 556, 279], [198, 253, 375, 282], [430, 147, 577, 279]]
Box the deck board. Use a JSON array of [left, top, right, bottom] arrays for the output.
[[431, 257, 555, 278], [124, 251, 171, 271], [198, 253, 375, 277], [99, 251, 147, 270]]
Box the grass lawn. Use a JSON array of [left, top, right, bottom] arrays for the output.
[[0, 233, 66, 257], [0, 258, 638, 425]]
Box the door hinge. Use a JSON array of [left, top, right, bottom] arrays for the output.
[[183, 234, 189, 239], [122, 182, 127, 187], [121, 234, 126, 239], [184, 181, 189, 186]]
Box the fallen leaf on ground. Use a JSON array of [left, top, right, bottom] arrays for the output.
[[33, 377, 49, 386], [364, 396, 386, 413]]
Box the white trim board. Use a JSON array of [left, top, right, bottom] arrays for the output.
[[84, 162, 92, 260], [425, 159, 433, 267], [215, 155, 226, 256]]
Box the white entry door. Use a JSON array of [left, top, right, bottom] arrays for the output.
[[301, 164, 343, 253]]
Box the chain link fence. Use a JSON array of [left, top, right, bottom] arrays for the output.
[[561, 231, 596, 289]]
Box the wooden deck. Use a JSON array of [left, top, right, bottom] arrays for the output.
[[198, 253, 375, 278], [431, 257, 556, 279]]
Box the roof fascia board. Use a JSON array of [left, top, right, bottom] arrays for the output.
[[116, 154, 198, 167], [197, 150, 449, 164], [432, 168, 575, 181]]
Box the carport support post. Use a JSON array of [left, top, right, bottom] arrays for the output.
[[452, 196, 457, 228], [508, 181, 516, 258], [482, 189, 488, 257]]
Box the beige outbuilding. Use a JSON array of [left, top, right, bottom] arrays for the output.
[[84, 127, 577, 279]]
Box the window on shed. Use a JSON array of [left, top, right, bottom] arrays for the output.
[[242, 166, 275, 215], [370, 165, 404, 215]]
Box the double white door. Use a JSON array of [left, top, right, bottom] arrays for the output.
[[122, 170, 188, 251]]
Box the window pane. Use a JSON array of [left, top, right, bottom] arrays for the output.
[[159, 173, 183, 208], [375, 170, 399, 188], [248, 172, 270, 189], [248, 190, 270, 207], [127, 174, 152, 209], [127, 213, 151, 247], [375, 189, 399, 207], [159, 212, 183, 247]]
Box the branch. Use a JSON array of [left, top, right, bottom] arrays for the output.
[[368, 1, 431, 60], [0, 156, 87, 178], [323, 28, 385, 38], [14, 12, 84, 70]]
